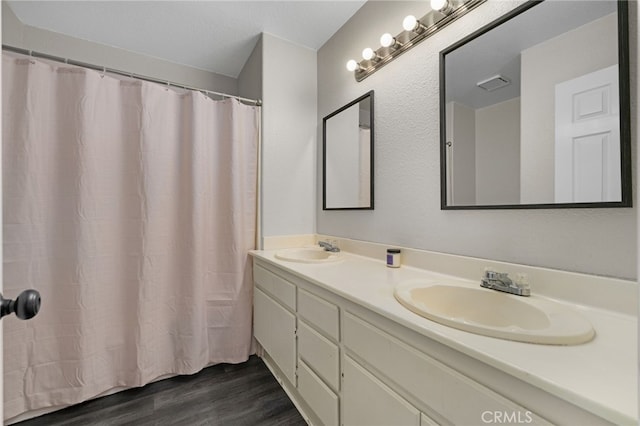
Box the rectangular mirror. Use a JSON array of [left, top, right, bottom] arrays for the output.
[[440, 0, 631, 209], [323, 91, 374, 210]]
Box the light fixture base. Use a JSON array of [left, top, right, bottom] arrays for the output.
[[351, 0, 486, 82]]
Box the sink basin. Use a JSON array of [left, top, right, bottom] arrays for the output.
[[275, 248, 341, 264], [394, 280, 595, 345]]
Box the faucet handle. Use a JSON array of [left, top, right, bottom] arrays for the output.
[[483, 268, 506, 280], [514, 273, 530, 289], [319, 240, 340, 252], [483, 267, 496, 279]]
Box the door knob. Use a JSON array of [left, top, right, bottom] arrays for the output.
[[0, 290, 41, 320]]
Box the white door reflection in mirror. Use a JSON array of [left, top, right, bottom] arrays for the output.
[[555, 65, 620, 203]]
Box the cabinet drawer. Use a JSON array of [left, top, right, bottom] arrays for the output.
[[343, 312, 549, 425], [343, 355, 420, 426], [298, 320, 340, 391], [298, 359, 339, 426], [254, 264, 296, 311], [254, 288, 296, 385], [298, 288, 339, 341]]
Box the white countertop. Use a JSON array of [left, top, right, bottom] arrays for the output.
[[251, 249, 638, 425]]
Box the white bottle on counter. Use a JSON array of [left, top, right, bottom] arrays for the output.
[[386, 249, 401, 268]]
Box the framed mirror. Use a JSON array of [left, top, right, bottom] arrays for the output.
[[323, 91, 374, 210], [440, 0, 631, 210]]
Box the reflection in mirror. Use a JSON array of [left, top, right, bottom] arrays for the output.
[[440, 0, 631, 209], [323, 91, 374, 210]]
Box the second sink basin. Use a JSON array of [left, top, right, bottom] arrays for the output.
[[275, 247, 341, 263], [394, 279, 595, 345]]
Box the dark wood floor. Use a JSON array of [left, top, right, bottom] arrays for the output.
[[13, 356, 306, 426]]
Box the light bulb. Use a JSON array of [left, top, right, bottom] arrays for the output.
[[402, 15, 418, 32], [346, 59, 359, 72], [380, 33, 395, 48], [362, 48, 376, 61], [430, 0, 448, 11]]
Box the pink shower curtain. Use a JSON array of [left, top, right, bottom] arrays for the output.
[[2, 52, 259, 421]]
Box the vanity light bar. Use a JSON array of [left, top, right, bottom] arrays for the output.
[[347, 0, 486, 82]]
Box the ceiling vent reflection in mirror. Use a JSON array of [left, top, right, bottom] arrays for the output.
[[477, 75, 511, 92], [346, 0, 486, 82]]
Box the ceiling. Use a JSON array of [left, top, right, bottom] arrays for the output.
[[445, 0, 617, 109], [6, 0, 367, 79]]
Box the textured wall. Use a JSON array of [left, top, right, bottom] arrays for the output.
[[317, 0, 637, 280]]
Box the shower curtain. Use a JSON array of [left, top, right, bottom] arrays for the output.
[[2, 52, 259, 420]]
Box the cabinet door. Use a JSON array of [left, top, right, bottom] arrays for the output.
[[343, 356, 420, 426], [254, 287, 296, 384]]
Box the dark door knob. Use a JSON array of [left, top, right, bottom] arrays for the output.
[[1, 290, 41, 320]]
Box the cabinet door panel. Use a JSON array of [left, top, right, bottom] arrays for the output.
[[254, 264, 296, 310], [298, 359, 339, 426], [298, 288, 339, 341], [298, 320, 340, 391], [343, 355, 420, 426], [254, 287, 296, 384]]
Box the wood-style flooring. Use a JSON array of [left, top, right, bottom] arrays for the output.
[[13, 355, 306, 426]]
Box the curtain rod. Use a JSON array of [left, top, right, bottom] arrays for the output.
[[2, 45, 262, 106]]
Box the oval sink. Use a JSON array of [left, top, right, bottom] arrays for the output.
[[275, 248, 341, 264], [394, 280, 595, 345]]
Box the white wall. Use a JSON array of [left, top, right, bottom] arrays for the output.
[[317, 0, 637, 280], [1, 3, 237, 94], [446, 101, 476, 205], [261, 33, 317, 241], [520, 13, 618, 204], [238, 37, 263, 102], [475, 97, 520, 205]]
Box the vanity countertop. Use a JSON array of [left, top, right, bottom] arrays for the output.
[[250, 249, 638, 425]]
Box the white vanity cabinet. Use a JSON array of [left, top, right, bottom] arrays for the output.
[[252, 258, 621, 426], [253, 261, 341, 425]]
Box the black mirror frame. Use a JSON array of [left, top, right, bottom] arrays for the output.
[[439, 0, 632, 210], [323, 90, 375, 210]]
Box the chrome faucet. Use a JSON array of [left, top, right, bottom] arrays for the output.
[[480, 269, 530, 296], [318, 241, 340, 252]]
